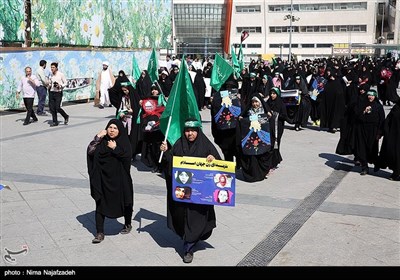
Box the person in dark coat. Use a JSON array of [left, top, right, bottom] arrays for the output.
[[108, 70, 128, 117], [238, 93, 273, 182], [241, 72, 260, 108], [140, 85, 165, 173], [136, 70, 152, 99], [267, 87, 288, 170], [87, 119, 134, 243], [158, 70, 173, 97], [336, 84, 369, 156], [385, 59, 400, 104], [193, 69, 206, 110], [160, 118, 221, 264], [257, 74, 273, 99], [117, 82, 142, 160], [378, 97, 400, 180], [353, 90, 385, 175], [210, 80, 240, 164], [319, 68, 346, 133], [288, 75, 312, 131]]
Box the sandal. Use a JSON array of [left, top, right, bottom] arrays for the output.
[[92, 233, 104, 244], [120, 224, 132, 234]]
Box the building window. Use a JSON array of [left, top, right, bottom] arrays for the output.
[[305, 26, 315, 32], [269, 44, 282, 48], [301, 44, 315, 48], [236, 5, 261, 13], [269, 5, 299, 12], [247, 44, 262, 48], [316, 44, 332, 48], [237, 27, 262, 33]]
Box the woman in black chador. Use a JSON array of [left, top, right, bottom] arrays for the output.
[[353, 90, 385, 175], [378, 97, 400, 180], [267, 87, 288, 170], [160, 118, 221, 264], [87, 119, 134, 243], [238, 92, 273, 182]]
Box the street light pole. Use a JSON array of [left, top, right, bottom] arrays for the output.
[[288, 0, 293, 63]]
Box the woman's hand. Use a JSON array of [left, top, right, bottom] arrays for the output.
[[97, 130, 107, 138], [107, 140, 117, 150], [160, 141, 168, 152], [206, 155, 215, 162]]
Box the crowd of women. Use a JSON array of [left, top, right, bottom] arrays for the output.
[[85, 53, 400, 264]]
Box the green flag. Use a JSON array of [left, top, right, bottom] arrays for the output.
[[160, 57, 201, 146], [272, 57, 277, 68], [231, 45, 240, 78], [131, 54, 141, 89], [238, 43, 244, 73], [210, 53, 234, 91], [147, 48, 158, 83]]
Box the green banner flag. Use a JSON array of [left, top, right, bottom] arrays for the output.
[[231, 45, 241, 78], [238, 43, 244, 72], [147, 48, 159, 83], [210, 53, 234, 91], [160, 57, 201, 146], [131, 54, 141, 89]]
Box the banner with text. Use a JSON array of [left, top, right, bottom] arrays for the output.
[[172, 156, 236, 207]]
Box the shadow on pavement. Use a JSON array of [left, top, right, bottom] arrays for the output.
[[77, 211, 124, 236], [133, 207, 213, 258], [319, 152, 392, 179]]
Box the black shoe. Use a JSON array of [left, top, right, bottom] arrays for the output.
[[32, 119, 38, 123], [120, 224, 132, 234], [354, 161, 361, 166], [92, 233, 104, 244], [108, 104, 112, 107], [64, 116, 69, 125], [23, 122, 30, 126], [389, 173, 400, 181], [98, 105, 104, 109], [183, 252, 194, 263], [360, 170, 368, 176], [50, 122, 59, 127]]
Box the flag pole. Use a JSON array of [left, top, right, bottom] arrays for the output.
[[158, 115, 173, 163], [158, 58, 184, 163]]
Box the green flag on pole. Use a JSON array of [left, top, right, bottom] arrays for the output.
[[159, 56, 201, 146], [131, 54, 141, 89], [147, 48, 159, 83], [231, 45, 241, 78], [238, 43, 244, 72], [210, 53, 234, 91]]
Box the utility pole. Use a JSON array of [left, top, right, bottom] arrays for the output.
[[284, 0, 299, 63], [288, 0, 293, 63]]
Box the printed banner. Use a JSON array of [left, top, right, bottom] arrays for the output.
[[281, 89, 300, 106], [172, 156, 236, 207], [212, 89, 241, 130]]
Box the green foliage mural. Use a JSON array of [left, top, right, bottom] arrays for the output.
[[30, 0, 172, 48], [0, 0, 24, 43]]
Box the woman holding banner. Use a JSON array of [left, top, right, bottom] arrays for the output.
[[160, 118, 221, 264]]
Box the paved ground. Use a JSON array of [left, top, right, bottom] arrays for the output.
[[0, 101, 399, 269]]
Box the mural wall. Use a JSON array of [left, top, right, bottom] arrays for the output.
[[0, 0, 24, 43], [0, 49, 152, 110], [0, 0, 172, 48], [32, 0, 172, 48]]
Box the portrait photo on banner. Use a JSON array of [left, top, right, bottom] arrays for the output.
[[172, 156, 236, 207]]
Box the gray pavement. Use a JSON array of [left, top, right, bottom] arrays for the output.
[[0, 101, 399, 267]]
